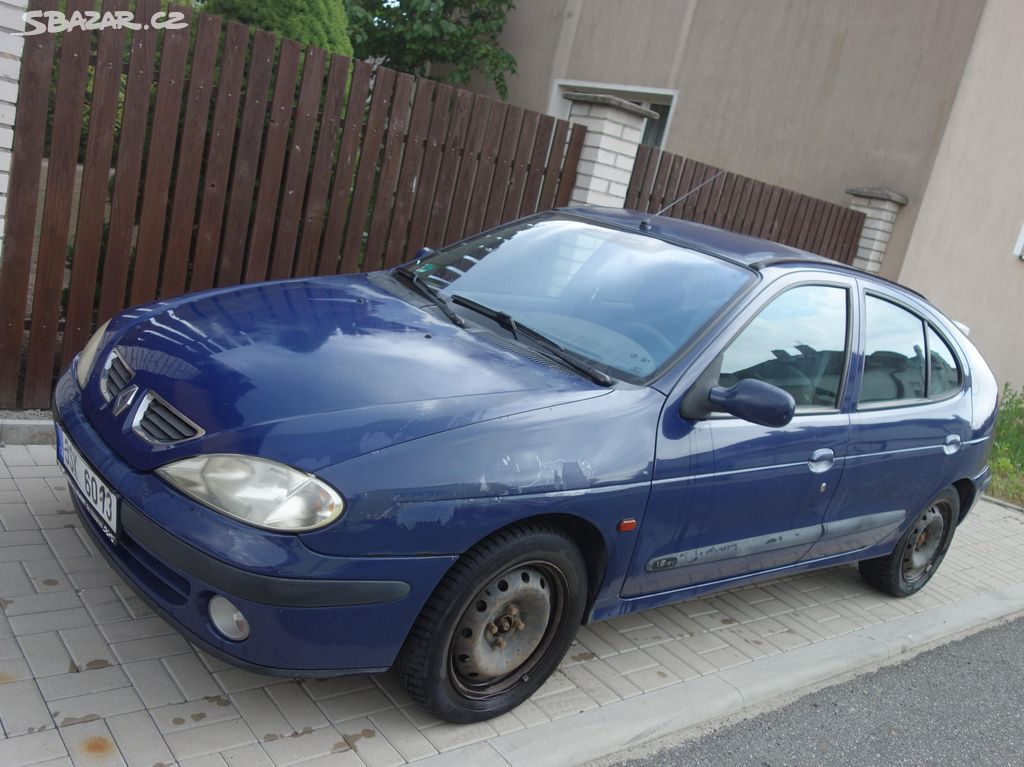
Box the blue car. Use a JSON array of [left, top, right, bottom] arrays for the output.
[[54, 208, 997, 722]]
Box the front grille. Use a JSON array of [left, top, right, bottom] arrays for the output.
[[101, 350, 134, 401], [135, 394, 203, 444]]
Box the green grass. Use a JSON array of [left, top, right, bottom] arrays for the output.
[[990, 384, 1024, 507]]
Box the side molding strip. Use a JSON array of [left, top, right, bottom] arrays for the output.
[[645, 509, 906, 572]]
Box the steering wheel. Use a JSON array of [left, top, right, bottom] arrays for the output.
[[621, 321, 678, 361]]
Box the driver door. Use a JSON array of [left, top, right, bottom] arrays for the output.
[[623, 277, 856, 597]]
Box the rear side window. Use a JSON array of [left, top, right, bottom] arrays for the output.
[[927, 325, 962, 398], [860, 296, 963, 405], [719, 285, 849, 408]]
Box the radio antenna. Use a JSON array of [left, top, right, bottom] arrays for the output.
[[639, 169, 726, 230]]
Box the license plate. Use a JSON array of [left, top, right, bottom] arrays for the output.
[[56, 427, 119, 538]]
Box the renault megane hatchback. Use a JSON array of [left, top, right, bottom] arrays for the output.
[[54, 207, 997, 722]]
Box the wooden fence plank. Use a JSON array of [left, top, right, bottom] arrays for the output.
[[502, 109, 538, 222], [729, 176, 753, 230], [463, 101, 507, 238], [161, 13, 222, 297], [96, 0, 159, 324], [61, 0, 129, 369], [737, 181, 763, 236], [659, 154, 685, 215], [755, 185, 781, 239], [483, 105, 524, 229], [648, 151, 673, 213], [130, 4, 193, 305], [519, 114, 554, 216], [293, 53, 349, 277], [189, 22, 249, 291], [216, 29, 277, 287], [814, 201, 839, 255], [819, 204, 842, 259], [364, 72, 415, 271], [666, 158, 697, 218], [766, 188, 792, 241], [442, 94, 492, 244], [636, 148, 661, 212], [339, 66, 396, 274], [263, 52, 328, 280], [402, 83, 453, 261], [537, 119, 569, 212], [624, 144, 651, 210], [383, 78, 436, 269], [691, 164, 720, 223], [317, 58, 372, 275], [21, 0, 95, 407], [709, 172, 737, 229], [417, 86, 467, 249], [554, 123, 586, 207], [0, 0, 56, 405]]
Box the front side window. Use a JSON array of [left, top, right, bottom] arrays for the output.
[[859, 296, 926, 404], [410, 215, 755, 380], [719, 285, 849, 408]]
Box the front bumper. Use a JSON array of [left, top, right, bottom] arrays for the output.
[[55, 370, 456, 675]]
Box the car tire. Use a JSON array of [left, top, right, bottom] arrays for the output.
[[858, 487, 959, 598], [395, 521, 589, 723]]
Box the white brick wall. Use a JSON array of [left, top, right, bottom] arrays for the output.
[[0, 0, 28, 258], [564, 95, 652, 208], [848, 192, 906, 274]]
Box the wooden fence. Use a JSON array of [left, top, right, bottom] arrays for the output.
[[626, 145, 864, 265], [0, 0, 585, 408]]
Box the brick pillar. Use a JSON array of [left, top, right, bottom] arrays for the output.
[[0, 0, 28, 258], [847, 187, 908, 274], [563, 92, 657, 208]]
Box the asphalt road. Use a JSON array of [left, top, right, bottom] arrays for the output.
[[611, 615, 1024, 767]]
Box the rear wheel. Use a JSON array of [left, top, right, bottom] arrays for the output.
[[859, 487, 959, 597], [396, 522, 588, 723]]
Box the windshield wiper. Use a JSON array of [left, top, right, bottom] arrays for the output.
[[450, 294, 614, 387], [394, 267, 466, 328]]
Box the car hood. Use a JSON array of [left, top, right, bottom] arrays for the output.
[[88, 275, 608, 472]]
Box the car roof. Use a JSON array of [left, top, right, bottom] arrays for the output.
[[561, 205, 929, 302]]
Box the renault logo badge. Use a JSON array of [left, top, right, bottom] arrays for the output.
[[113, 384, 139, 416]]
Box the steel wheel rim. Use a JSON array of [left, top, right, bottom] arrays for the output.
[[449, 561, 567, 699], [902, 504, 947, 583]]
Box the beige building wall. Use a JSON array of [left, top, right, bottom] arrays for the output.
[[480, 0, 985, 280], [898, 0, 1024, 389]]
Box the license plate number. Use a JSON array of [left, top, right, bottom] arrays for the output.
[[56, 427, 119, 537]]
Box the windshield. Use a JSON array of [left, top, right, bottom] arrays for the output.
[[408, 214, 755, 380]]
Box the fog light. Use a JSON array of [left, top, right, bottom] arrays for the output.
[[208, 595, 250, 641]]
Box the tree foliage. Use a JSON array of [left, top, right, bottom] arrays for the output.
[[346, 0, 517, 98], [200, 0, 354, 57]]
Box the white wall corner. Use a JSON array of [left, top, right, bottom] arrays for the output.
[[847, 187, 909, 273]]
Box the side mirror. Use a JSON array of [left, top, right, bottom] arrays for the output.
[[708, 379, 795, 428]]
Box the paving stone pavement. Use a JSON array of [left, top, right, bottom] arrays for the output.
[[0, 442, 1022, 767]]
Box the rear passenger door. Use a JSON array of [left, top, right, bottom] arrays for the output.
[[808, 286, 972, 559]]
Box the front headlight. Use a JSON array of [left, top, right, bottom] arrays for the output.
[[75, 319, 111, 389], [157, 454, 344, 531]]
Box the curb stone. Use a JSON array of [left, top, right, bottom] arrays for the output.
[[0, 417, 55, 445], [420, 581, 1024, 767]]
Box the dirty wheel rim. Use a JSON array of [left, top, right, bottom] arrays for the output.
[[902, 504, 946, 583], [449, 562, 567, 699]]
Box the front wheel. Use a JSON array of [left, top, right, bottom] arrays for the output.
[[859, 487, 959, 597], [395, 522, 588, 723]]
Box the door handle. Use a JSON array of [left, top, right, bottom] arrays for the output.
[[808, 448, 835, 473], [943, 434, 962, 455]]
